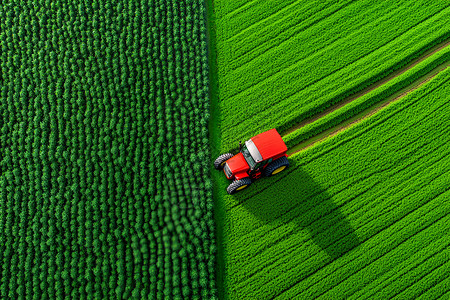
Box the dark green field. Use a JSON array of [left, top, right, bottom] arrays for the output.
[[1, 0, 216, 298]]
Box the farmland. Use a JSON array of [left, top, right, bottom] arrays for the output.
[[2, 0, 450, 298], [208, 0, 450, 298], [1, 0, 216, 299], [215, 61, 450, 299], [212, 0, 450, 152], [284, 44, 450, 152]]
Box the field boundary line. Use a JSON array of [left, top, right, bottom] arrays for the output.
[[205, 0, 228, 299]]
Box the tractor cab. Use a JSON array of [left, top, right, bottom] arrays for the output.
[[214, 129, 289, 194]]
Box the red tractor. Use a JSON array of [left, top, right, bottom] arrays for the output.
[[214, 129, 289, 194]]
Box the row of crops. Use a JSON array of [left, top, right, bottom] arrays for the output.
[[283, 43, 450, 149], [208, 1, 450, 298], [218, 66, 450, 299], [0, 0, 216, 298], [213, 0, 450, 151]]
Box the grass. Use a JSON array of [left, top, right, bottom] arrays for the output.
[[285, 45, 450, 153], [213, 0, 450, 152], [209, 1, 450, 297], [205, 0, 227, 298], [216, 65, 450, 299]]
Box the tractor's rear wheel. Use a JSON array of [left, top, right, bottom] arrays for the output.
[[227, 178, 252, 194], [264, 156, 289, 177], [214, 153, 234, 170]]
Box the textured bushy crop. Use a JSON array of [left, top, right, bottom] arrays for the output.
[[213, 0, 450, 152], [0, 0, 216, 299], [217, 68, 450, 299]]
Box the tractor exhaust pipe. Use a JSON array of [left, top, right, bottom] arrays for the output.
[[239, 141, 242, 151]]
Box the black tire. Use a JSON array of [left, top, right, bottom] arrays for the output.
[[214, 153, 234, 170], [264, 156, 289, 177], [227, 178, 252, 195]]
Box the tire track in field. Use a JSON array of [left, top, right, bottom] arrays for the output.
[[231, 124, 448, 252], [222, 7, 449, 123], [223, 43, 450, 300], [284, 40, 450, 156], [231, 81, 450, 211]]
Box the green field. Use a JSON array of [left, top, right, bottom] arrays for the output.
[[0, 0, 216, 298], [208, 0, 450, 298], [2, 0, 450, 298], [217, 68, 450, 299], [212, 0, 450, 152]]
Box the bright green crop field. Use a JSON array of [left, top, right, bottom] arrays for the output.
[[208, 0, 450, 299], [212, 0, 450, 152], [216, 68, 450, 299]]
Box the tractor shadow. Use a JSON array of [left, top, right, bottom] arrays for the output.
[[239, 166, 360, 260]]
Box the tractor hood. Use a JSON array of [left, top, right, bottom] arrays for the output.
[[224, 153, 249, 178]]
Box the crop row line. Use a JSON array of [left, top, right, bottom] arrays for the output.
[[256, 109, 450, 296], [229, 78, 449, 213], [226, 0, 353, 70], [351, 243, 450, 299], [282, 59, 450, 159], [224, 0, 307, 43], [220, 28, 450, 152], [274, 188, 450, 298], [308, 194, 450, 298], [329, 232, 450, 299], [415, 271, 450, 300], [221, 5, 449, 123], [234, 156, 450, 287], [224, 2, 435, 110], [284, 39, 450, 137], [231, 148, 450, 286], [304, 215, 450, 299], [230, 94, 450, 283], [220, 0, 258, 20], [388, 250, 450, 299]]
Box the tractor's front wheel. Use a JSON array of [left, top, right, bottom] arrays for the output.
[[214, 153, 234, 170], [227, 178, 252, 194], [264, 156, 289, 177]]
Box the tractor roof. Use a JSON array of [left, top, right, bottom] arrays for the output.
[[250, 129, 287, 160]]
